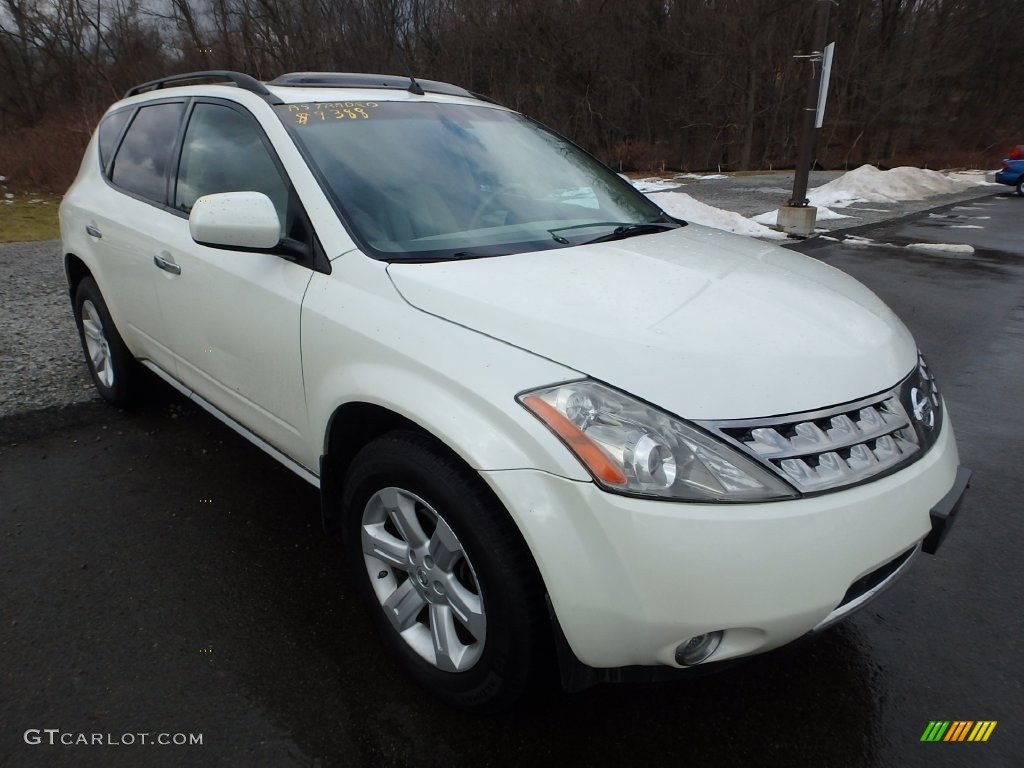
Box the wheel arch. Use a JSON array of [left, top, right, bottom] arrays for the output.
[[318, 401, 551, 598], [320, 401, 427, 534], [64, 253, 92, 302], [319, 400, 514, 531]]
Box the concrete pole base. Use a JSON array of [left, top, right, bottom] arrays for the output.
[[775, 205, 818, 237]]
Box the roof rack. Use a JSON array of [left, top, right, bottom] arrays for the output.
[[268, 72, 495, 103], [124, 71, 280, 103]]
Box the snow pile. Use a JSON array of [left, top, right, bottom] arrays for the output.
[[810, 206, 852, 221], [838, 236, 975, 257], [646, 191, 787, 240], [943, 170, 999, 186], [749, 206, 851, 226], [807, 165, 978, 208], [842, 235, 877, 248], [634, 165, 990, 241], [625, 174, 728, 192], [904, 242, 975, 255], [629, 177, 681, 193]]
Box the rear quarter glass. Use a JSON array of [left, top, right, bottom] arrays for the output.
[[97, 109, 132, 171]]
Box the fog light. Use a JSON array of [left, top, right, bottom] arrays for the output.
[[675, 631, 723, 666]]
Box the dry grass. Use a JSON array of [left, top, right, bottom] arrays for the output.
[[0, 193, 62, 243], [0, 114, 93, 194]]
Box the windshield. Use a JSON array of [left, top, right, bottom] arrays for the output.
[[275, 101, 676, 260]]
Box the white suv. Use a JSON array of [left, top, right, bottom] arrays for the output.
[[60, 71, 970, 710]]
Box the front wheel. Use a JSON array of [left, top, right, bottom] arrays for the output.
[[341, 432, 548, 711], [1016, 177, 1023, 196]]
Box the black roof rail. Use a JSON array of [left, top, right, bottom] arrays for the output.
[[268, 72, 495, 103], [124, 70, 281, 104]]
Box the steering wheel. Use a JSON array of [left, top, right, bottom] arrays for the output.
[[469, 184, 529, 229]]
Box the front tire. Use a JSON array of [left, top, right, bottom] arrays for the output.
[[1016, 177, 1023, 196], [341, 432, 548, 711], [73, 277, 137, 405]]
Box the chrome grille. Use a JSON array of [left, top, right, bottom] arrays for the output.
[[702, 380, 931, 494]]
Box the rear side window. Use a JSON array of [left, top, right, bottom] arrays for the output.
[[110, 102, 185, 203], [97, 109, 131, 170]]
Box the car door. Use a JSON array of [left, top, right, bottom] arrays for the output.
[[90, 100, 187, 375], [152, 99, 314, 464]]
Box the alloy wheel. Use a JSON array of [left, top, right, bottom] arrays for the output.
[[81, 299, 114, 389], [361, 487, 486, 672]]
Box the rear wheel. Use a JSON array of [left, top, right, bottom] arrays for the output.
[[342, 431, 548, 711], [73, 277, 138, 405]]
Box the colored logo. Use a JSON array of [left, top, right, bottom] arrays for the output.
[[921, 721, 997, 742]]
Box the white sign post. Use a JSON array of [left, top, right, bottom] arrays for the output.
[[815, 42, 835, 129]]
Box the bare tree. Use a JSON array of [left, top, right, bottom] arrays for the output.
[[2, 0, 1022, 190]]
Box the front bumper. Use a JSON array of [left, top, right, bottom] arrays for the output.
[[480, 415, 963, 672], [923, 465, 971, 554]]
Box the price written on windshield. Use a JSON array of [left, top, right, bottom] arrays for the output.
[[287, 102, 378, 125]]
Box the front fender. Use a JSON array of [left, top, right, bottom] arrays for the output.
[[300, 251, 590, 480]]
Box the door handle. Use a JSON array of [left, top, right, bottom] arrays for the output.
[[85, 224, 102, 238], [153, 253, 181, 275]]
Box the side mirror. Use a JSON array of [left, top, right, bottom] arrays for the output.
[[189, 192, 281, 250]]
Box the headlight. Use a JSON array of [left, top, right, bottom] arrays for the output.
[[518, 381, 799, 502]]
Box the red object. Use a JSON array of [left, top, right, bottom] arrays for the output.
[[1010, 145, 1024, 160]]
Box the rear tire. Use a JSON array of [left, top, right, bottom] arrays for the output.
[[341, 431, 548, 711], [73, 277, 138, 406]]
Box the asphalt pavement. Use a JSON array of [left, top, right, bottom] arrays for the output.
[[2, 189, 1022, 767]]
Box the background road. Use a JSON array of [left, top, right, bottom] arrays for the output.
[[2, 191, 1022, 767]]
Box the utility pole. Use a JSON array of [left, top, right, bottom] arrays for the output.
[[777, 0, 834, 236]]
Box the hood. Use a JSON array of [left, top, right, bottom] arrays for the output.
[[387, 224, 917, 419]]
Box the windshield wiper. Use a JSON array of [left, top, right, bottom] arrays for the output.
[[548, 220, 679, 245], [580, 222, 679, 245], [548, 221, 636, 243]]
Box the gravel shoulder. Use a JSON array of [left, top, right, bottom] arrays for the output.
[[0, 240, 98, 418]]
